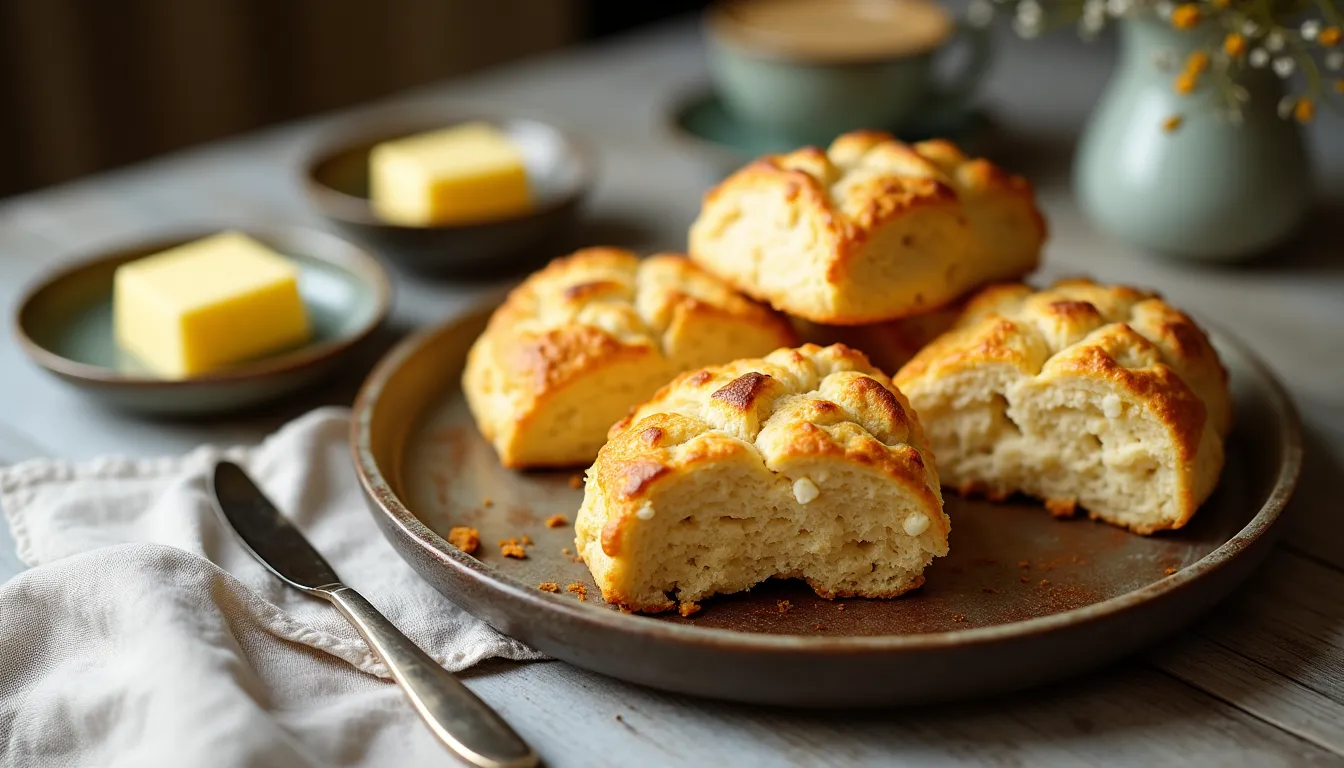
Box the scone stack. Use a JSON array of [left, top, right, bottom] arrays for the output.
[[462, 130, 1232, 614]]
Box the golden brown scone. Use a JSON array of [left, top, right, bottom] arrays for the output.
[[462, 247, 797, 468], [894, 279, 1232, 534], [574, 343, 948, 613], [688, 131, 1046, 325]]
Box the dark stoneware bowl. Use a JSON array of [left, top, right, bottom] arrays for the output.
[[352, 306, 1300, 707], [303, 112, 594, 278]]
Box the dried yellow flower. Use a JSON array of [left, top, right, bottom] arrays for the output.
[[1294, 98, 1315, 123], [1174, 72, 1199, 94], [1170, 4, 1201, 30], [1320, 26, 1342, 46], [1223, 33, 1246, 57], [1162, 115, 1184, 132], [1185, 50, 1210, 73]]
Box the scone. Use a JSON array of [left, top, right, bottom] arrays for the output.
[[462, 247, 797, 468], [894, 280, 1232, 534], [688, 131, 1046, 325], [574, 343, 948, 613]]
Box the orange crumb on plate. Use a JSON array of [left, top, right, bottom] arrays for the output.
[[448, 526, 479, 554]]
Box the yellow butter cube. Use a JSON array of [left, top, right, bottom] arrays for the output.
[[113, 232, 310, 378], [369, 122, 532, 226]]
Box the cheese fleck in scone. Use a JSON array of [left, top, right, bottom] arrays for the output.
[[463, 247, 797, 468], [894, 280, 1231, 534], [575, 344, 948, 613], [689, 131, 1046, 325]]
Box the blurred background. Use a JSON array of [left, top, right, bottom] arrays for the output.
[[0, 0, 713, 198]]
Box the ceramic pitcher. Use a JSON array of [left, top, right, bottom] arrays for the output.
[[1074, 17, 1312, 262]]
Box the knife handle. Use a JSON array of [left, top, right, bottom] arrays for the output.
[[323, 586, 538, 768]]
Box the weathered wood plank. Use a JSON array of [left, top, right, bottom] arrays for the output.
[[1143, 549, 1344, 757], [461, 658, 1340, 767], [1192, 551, 1344, 704], [1153, 634, 1344, 755]]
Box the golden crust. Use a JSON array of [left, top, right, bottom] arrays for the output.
[[463, 248, 797, 468], [577, 344, 948, 612], [689, 132, 1046, 324], [895, 279, 1231, 533]]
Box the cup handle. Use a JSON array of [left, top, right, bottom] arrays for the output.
[[921, 19, 994, 127]]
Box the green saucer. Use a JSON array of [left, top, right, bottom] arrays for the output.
[[666, 86, 996, 173], [15, 226, 391, 416]]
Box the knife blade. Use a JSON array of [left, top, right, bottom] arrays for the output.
[[208, 460, 538, 768], [209, 461, 340, 592]]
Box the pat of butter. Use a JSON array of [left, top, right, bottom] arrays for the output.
[[369, 122, 531, 226], [113, 232, 310, 378]]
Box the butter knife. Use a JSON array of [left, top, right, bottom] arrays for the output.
[[208, 460, 538, 768]]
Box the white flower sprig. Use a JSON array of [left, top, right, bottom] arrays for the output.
[[996, 0, 1344, 125]]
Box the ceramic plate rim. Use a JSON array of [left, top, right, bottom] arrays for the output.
[[301, 110, 598, 231], [351, 304, 1302, 654], [13, 225, 393, 388]]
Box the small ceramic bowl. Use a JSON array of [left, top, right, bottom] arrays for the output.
[[14, 226, 392, 416], [303, 112, 595, 277]]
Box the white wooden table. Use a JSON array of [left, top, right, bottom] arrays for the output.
[[2, 19, 1342, 766]]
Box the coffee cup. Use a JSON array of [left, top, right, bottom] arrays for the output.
[[706, 0, 992, 144]]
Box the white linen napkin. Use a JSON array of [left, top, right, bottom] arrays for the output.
[[0, 407, 546, 768]]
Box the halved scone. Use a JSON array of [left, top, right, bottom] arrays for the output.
[[894, 280, 1232, 534], [463, 247, 797, 468], [688, 131, 1046, 325], [574, 344, 948, 613]]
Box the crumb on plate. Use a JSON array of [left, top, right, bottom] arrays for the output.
[[498, 538, 527, 559], [545, 514, 568, 528], [482, 497, 494, 508], [1045, 498, 1077, 518], [448, 526, 479, 555], [538, 582, 559, 593], [678, 602, 701, 617], [566, 583, 587, 600], [568, 474, 584, 489], [777, 600, 792, 614]]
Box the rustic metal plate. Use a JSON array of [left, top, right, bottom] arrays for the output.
[[353, 306, 1301, 707]]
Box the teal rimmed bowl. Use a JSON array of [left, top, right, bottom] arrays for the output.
[[14, 225, 392, 416]]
